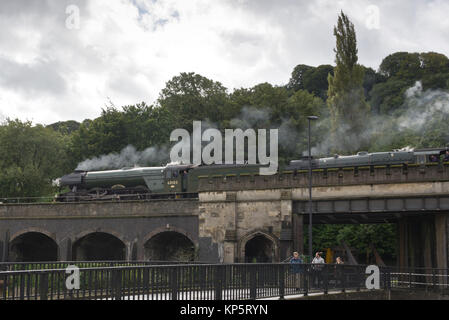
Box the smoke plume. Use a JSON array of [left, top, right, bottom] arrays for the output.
[[312, 81, 449, 156], [76, 145, 170, 171]]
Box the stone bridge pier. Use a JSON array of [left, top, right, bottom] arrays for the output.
[[197, 190, 298, 263], [398, 215, 448, 270]]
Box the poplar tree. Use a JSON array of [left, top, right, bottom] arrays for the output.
[[327, 11, 370, 153]]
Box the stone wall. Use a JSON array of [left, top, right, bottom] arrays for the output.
[[0, 199, 199, 261], [198, 164, 449, 193]]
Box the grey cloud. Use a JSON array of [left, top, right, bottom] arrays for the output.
[[0, 57, 66, 96], [107, 73, 152, 101], [220, 30, 264, 47]]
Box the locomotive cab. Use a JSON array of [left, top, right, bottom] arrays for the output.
[[164, 164, 194, 194], [414, 148, 448, 165]]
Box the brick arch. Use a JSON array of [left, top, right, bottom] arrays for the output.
[[9, 228, 59, 262], [238, 229, 280, 262], [10, 228, 57, 243], [142, 227, 197, 261], [73, 229, 126, 245], [142, 226, 196, 247], [71, 229, 127, 261]]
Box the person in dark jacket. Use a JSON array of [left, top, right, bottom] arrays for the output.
[[444, 151, 449, 163], [290, 252, 304, 291], [429, 155, 439, 163], [335, 257, 345, 287]]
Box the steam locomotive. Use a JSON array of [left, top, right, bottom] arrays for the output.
[[57, 147, 449, 201]]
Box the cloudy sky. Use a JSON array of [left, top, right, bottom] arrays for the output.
[[0, 0, 448, 125]]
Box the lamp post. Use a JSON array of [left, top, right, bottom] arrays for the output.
[[307, 116, 319, 262]]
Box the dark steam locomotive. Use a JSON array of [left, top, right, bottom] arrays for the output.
[[57, 147, 449, 201]]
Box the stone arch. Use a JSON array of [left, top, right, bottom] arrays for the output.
[[72, 230, 126, 261], [239, 230, 280, 263], [73, 228, 126, 245], [9, 230, 58, 262], [142, 226, 196, 246], [10, 228, 56, 243], [143, 227, 196, 262]]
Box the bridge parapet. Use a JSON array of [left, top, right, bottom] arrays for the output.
[[0, 199, 199, 219], [198, 164, 449, 192]]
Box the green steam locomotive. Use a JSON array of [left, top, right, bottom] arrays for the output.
[[57, 147, 449, 201]]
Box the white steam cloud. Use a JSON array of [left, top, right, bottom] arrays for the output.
[[312, 81, 449, 156], [76, 145, 170, 171]]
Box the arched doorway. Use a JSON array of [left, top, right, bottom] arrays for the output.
[[9, 232, 58, 262], [144, 231, 195, 261], [244, 235, 275, 263], [72, 232, 125, 261]]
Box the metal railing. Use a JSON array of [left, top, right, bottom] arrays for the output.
[[2, 263, 442, 300], [0, 260, 208, 272], [0, 192, 199, 204], [386, 266, 449, 290]]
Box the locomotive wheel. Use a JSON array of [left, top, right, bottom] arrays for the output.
[[87, 187, 108, 199], [133, 185, 149, 200]]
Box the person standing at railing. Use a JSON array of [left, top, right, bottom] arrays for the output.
[[444, 150, 449, 163], [312, 252, 325, 289], [290, 252, 304, 291], [335, 257, 345, 287]]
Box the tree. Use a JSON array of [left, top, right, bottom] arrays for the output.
[[287, 64, 314, 92], [327, 11, 370, 153], [47, 120, 80, 135], [420, 52, 449, 90], [158, 72, 229, 130], [362, 66, 385, 101], [0, 119, 70, 198], [301, 65, 334, 100], [371, 51, 449, 115], [379, 52, 421, 81], [287, 64, 334, 100], [304, 224, 397, 264], [369, 79, 410, 114], [69, 102, 169, 166]]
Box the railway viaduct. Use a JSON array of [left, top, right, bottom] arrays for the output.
[[1, 163, 449, 269]]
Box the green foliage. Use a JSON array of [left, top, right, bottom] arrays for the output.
[[379, 52, 422, 80], [372, 51, 449, 115], [0, 119, 70, 198], [287, 64, 314, 92], [302, 65, 334, 100], [369, 78, 410, 114], [69, 102, 168, 164], [304, 224, 397, 264], [287, 64, 334, 100], [47, 120, 80, 135], [158, 72, 229, 130]]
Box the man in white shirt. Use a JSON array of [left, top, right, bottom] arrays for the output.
[[312, 252, 325, 264], [311, 252, 325, 288]]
